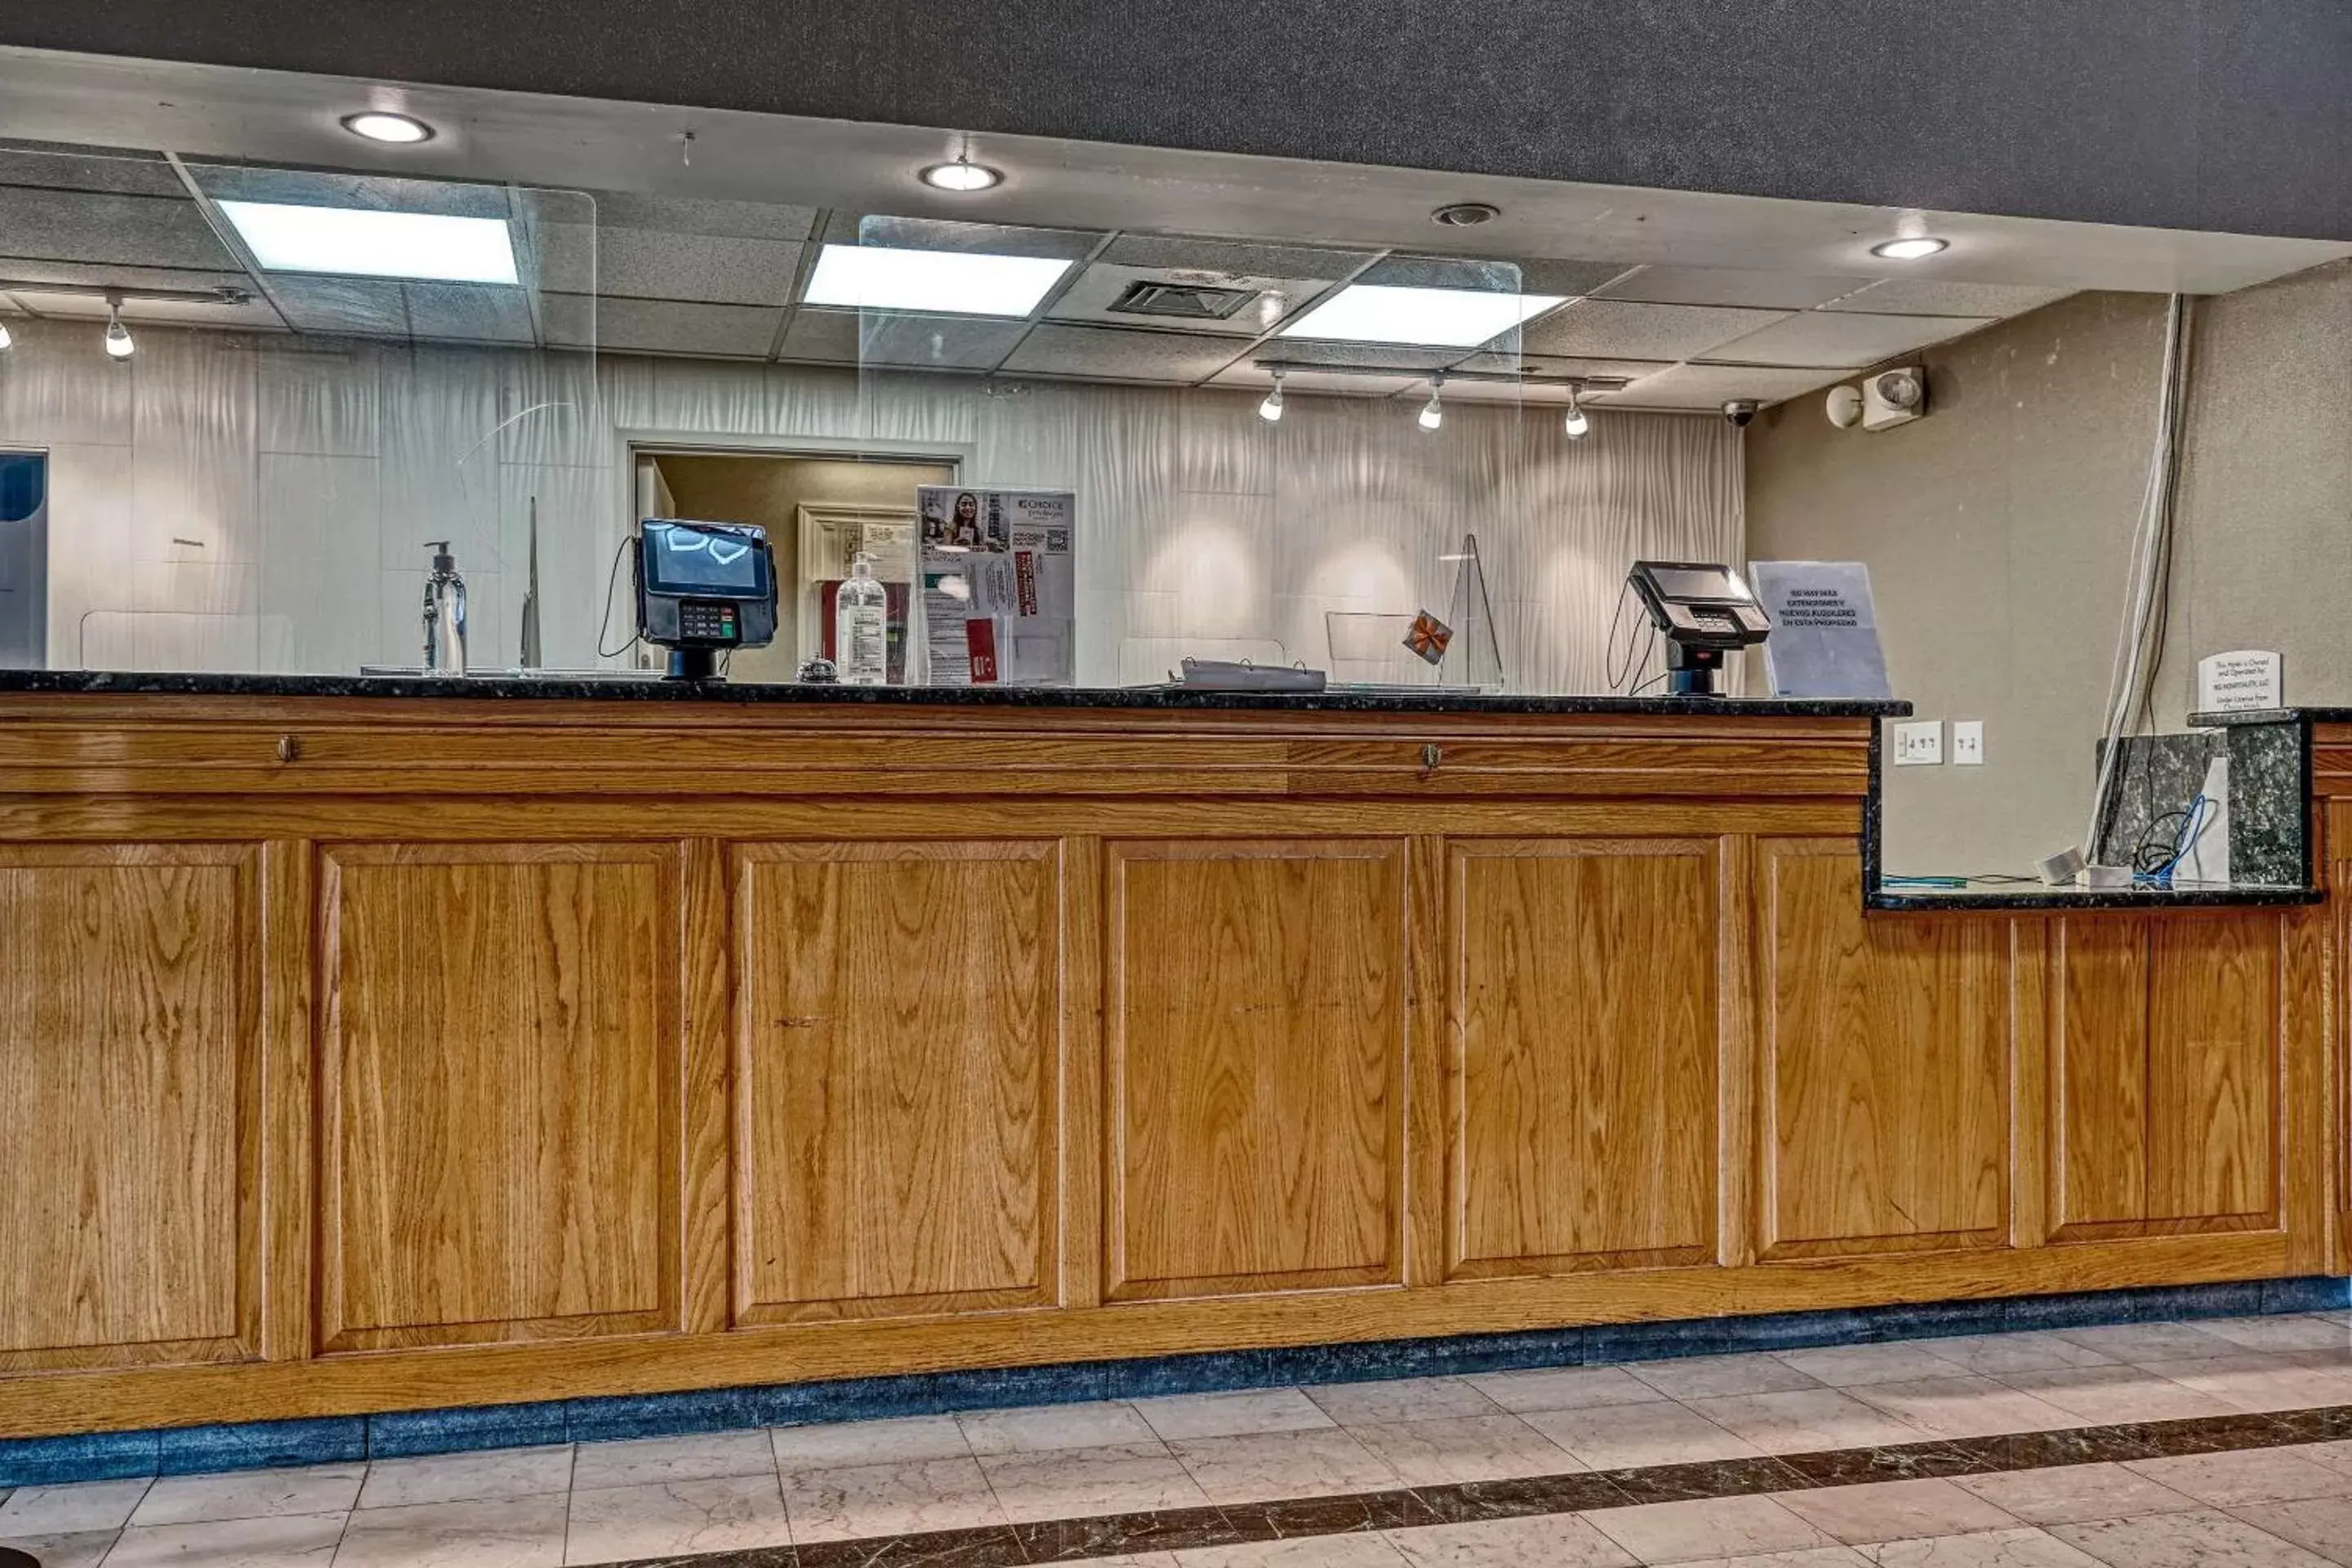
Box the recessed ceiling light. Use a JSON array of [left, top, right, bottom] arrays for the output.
[[341, 111, 434, 145], [1872, 237, 1949, 261], [1279, 283, 1566, 350], [802, 243, 1071, 318], [218, 201, 519, 284], [920, 158, 1003, 192]]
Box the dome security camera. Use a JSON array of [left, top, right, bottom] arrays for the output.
[[1722, 399, 1759, 427]]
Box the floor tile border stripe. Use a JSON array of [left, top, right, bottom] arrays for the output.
[[571, 1401, 2352, 1568]]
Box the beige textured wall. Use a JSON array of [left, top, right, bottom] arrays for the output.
[[1747, 262, 2352, 875]]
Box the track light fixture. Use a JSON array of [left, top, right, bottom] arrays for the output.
[[1418, 375, 1444, 433], [1563, 387, 1589, 439], [1258, 368, 1285, 423], [0, 319, 12, 352], [102, 293, 135, 360]]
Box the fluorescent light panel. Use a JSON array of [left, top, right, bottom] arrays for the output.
[[803, 243, 1071, 317], [219, 201, 519, 284], [1279, 283, 1566, 349]]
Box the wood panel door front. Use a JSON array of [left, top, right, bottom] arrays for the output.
[[1106, 839, 1407, 1301], [0, 844, 262, 1372], [1447, 839, 1719, 1278], [733, 841, 1062, 1324], [2050, 913, 2283, 1240], [318, 843, 681, 1352], [1757, 841, 2011, 1259]]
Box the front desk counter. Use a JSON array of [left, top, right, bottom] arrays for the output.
[[0, 673, 2341, 1442]]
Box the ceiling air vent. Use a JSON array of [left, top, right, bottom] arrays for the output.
[[1107, 278, 1257, 321]]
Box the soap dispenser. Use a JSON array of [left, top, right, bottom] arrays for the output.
[[421, 541, 468, 676]]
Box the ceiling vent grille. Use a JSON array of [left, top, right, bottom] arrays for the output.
[[1107, 278, 1256, 321]]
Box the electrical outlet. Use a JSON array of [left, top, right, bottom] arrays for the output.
[[1893, 719, 1944, 766], [1952, 720, 1984, 765]]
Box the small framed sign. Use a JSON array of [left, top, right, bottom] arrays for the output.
[[2196, 649, 2283, 713]]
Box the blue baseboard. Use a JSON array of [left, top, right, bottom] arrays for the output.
[[6, 1275, 2344, 1488]]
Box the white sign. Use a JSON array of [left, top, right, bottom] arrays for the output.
[[915, 486, 1076, 686], [1748, 560, 1892, 700], [2197, 649, 2283, 713]]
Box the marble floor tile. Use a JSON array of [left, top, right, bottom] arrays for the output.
[[1584, 1495, 1838, 1563], [1382, 1512, 1637, 1568], [1132, 1389, 1336, 1442], [2123, 1449, 2352, 1508], [2296, 1440, 2352, 1478], [132, 1470, 366, 1528], [1626, 1356, 1824, 1402], [1343, 1414, 1581, 1486], [355, 1449, 573, 1510], [108, 1512, 345, 1568], [777, 1454, 1008, 1543], [1303, 1379, 1502, 1426], [1683, 1389, 1922, 1455], [0, 1480, 155, 1535], [957, 1401, 1163, 1455], [0, 1528, 118, 1568], [566, 1430, 779, 1490], [559, 1472, 791, 1564], [1167, 1428, 1400, 1505], [1913, 1335, 2118, 1379], [2047, 1506, 2336, 1567], [1463, 1367, 1668, 1415], [1078, 1557, 1184, 1568], [1990, 1366, 2236, 1425], [1626, 1550, 1867, 1568], [768, 1414, 973, 1473], [2142, 1354, 2352, 1414], [1860, 1528, 2108, 1566], [332, 1494, 568, 1568], [1174, 1536, 1410, 1568], [977, 1441, 1210, 1522], [2194, 1317, 2352, 1356], [1842, 1378, 2078, 1440], [2047, 1322, 2238, 1365], [1772, 1346, 1973, 1390], [1778, 1480, 2021, 1544], [2227, 1495, 2352, 1566], [1521, 1402, 1762, 1471], [1952, 1463, 2202, 1526]]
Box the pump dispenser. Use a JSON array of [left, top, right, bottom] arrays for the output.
[[421, 541, 468, 676]]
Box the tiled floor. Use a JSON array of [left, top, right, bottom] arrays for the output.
[[6, 1312, 2352, 1568]]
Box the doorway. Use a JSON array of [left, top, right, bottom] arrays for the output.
[[631, 448, 955, 682]]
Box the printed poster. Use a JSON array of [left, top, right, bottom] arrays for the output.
[[916, 486, 1076, 685], [1748, 559, 1892, 700]]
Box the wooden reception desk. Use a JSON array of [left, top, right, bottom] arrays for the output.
[[0, 677, 2338, 1439]]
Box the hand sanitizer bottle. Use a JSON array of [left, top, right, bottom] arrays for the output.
[[835, 550, 889, 686]]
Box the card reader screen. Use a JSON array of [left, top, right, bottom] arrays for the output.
[[1645, 564, 1751, 603], [643, 521, 769, 595]]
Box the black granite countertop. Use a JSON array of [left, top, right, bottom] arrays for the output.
[[0, 670, 1913, 719], [2189, 707, 2336, 725], [1869, 883, 2323, 911]]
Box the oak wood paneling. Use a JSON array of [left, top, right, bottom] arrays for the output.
[[1447, 840, 1719, 1277], [317, 843, 681, 1352], [1757, 841, 2011, 1259], [0, 844, 262, 1372], [733, 841, 1062, 1324], [2051, 913, 2283, 1240], [1107, 840, 1408, 1300]]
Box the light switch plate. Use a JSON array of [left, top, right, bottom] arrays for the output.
[[1894, 719, 1943, 766], [1952, 720, 1984, 764]]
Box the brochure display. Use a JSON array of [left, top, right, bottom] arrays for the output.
[[915, 486, 1076, 685], [1748, 559, 1892, 700]]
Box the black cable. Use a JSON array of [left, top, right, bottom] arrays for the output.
[[595, 531, 640, 660]]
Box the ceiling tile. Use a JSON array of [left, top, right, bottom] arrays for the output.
[[1098, 234, 1370, 281], [1593, 264, 1873, 310], [1206, 362, 1420, 399], [403, 283, 540, 345], [780, 305, 1027, 372], [590, 296, 784, 358], [1047, 261, 1331, 336], [1258, 340, 1460, 372], [1451, 350, 1673, 380], [0, 186, 241, 271], [0, 144, 185, 197], [1699, 311, 1993, 368], [1593, 362, 1848, 410], [1000, 323, 1245, 382], [826, 214, 1102, 261], [1820, 278, 2076, 317], [1520, 299, 1792, 360], [265, 274, 412, 337], [590, 229, 806, 306], [581, 191, 818, 241]]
